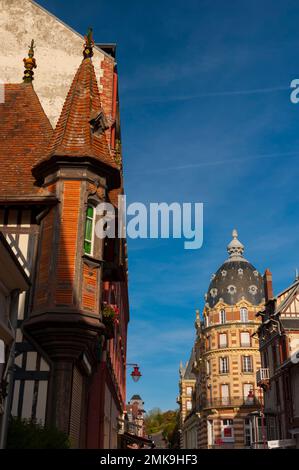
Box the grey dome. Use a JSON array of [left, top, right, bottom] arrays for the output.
[[206, 230, 264, 308]]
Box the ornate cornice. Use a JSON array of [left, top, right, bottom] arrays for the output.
[[203, 346, 260, 357], [200, 320, 260, 334]]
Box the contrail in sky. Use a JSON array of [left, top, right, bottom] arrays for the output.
[[124, 85, 290, 105], [130, 151, 299, 175]]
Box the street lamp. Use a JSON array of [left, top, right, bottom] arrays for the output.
[[127, 363, 142, 382]]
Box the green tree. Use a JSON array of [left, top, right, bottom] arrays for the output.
[[145, 409, 180, 448]]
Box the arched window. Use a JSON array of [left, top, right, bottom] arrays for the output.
[[219, 309, 226, 324], [240, 307, 248, 323], [84, 205, 95, 255]]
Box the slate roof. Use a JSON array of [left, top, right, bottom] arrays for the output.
[[130, 394, 142, 401], [183, 348, 196, 380], [206, 260, 264, 308], [206, 230, 264, 308]]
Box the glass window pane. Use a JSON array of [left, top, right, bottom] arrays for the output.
[[87, 206, 94, 218], [85, 218, 93, 241], [84, 241, 91, 254]]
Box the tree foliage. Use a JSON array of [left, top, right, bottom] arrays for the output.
[[7, 417, 70, 449], [145, 409, 180, 448]]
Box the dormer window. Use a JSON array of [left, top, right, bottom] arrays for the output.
[[240, 307, 248, 323], [89, 110, 109, 136], [210, 288, 218, 298], [227, 285, 237, 295], [219, 309, 226, 324]]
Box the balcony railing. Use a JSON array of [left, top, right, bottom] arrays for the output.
[[256, 368, 270, 386], [199, 396, 261, 409]]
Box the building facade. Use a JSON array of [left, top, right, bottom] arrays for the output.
[[0, 4, 129, 448], [182, 230, 265, 449], [0, 0, 108, 127], [177, 348, 197, 448], [256, 269, 299, 449], [126, 395, 146, 438], [0, 234, 30, 447]]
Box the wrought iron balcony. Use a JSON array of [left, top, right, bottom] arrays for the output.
[[199, 396, 261, 409], [256, 368, 270, 387]]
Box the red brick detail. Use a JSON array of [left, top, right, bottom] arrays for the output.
[[99, 56, 114, 121], [55, 180, 81, 305], [82, 264, 98, 311], [99, 55, 115, 145], [264, 268, 274, 301], [34, 207, 55, 308]]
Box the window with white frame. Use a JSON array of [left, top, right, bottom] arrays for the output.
[[240, 332, 251, 347], [219, 309, 226, 324], [221, 419, 234, 442], [219, 357, 229, 374], [84, 205, 95, 255], [186, 386, 192, 396], [206, 359, 211, 376], [205, 314, 209, 327], [219, 333, 228, 348], [221, 384, 229, 405], [242, 355, 253, 372], [240, 307, 248, 323], [186, 400, 192, 411]]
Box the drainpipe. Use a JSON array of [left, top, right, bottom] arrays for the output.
[[0, 289, 20, 449]]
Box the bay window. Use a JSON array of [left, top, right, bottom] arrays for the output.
[[84, 205, 95, 255]]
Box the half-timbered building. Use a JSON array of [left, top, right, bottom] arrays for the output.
[[0, 25, 129, 448], [256, 270, 299, 448]]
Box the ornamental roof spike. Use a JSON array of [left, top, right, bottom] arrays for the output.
[[23, 39, 37, 83], [83, 27, 95, 59]]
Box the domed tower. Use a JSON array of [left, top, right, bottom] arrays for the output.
[[196, 230, 264, 449]]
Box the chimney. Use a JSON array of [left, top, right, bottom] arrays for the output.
[[263, 268, 273, 302]]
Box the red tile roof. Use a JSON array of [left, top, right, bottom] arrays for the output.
[[35, 57, 118, 171], [0, 83, 53, 198]]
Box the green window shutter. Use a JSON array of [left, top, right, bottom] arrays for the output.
[[84, 241, 92, 254], [85, 218, 93, 241], [84, 205, 94, 254], [87, 206, 94, 218]]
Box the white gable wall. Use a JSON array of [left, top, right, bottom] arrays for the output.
[[0, 0, 106, 126]]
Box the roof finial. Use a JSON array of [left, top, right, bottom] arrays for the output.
[[195, 309, 201, 330], [226, 228, 245, 260], [23, 40, 37, 83], [83, 27, 94, 59]]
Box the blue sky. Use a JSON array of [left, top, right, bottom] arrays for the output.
[[39, 0, 299, 411]]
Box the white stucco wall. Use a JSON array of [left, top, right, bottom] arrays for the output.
[[0, 0, 106, 126]]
